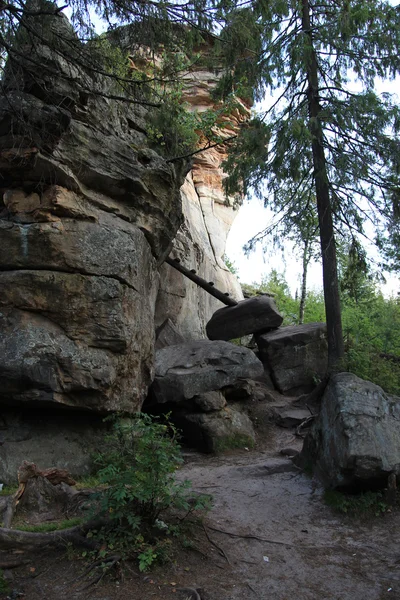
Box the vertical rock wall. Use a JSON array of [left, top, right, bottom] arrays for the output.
[[155, 66, 248, 339], [0, 13, 247, 480], [0, 13, 186, 414]]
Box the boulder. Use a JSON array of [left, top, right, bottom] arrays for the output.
[[0, 409, 106, 484], [276, 408, 313, 428], [256, 322, 328, 395], [299, 373, 400, 490], [192, 391, 227, 412], [151, 340, 263, 404], [0, 210, 157, 412], [155, 318, 185, 350], [175, 406, 256, 453], [206, 296, 283, 341]]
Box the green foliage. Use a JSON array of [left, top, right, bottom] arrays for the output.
[[92, 414, 212, 570], [147, 91, 199, 157], [223, 254, 239, 276], [324, 490, 392, 518], [15, 518, 83, 533], [245, 268, 400, 394], [0, 569, 10, 595], [213, 433, 255, 453], [0, 484, 18, 496], [341, 293, 400, 394], [216, 0, 400, 364]]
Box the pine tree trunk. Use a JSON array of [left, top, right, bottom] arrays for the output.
[[301, 0, 344, 368], [299, 239, 309, 325]]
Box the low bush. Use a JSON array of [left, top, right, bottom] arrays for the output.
[[91, 414, 211, 570]]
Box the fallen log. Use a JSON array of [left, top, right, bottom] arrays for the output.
[[0, 517, 106, 551]]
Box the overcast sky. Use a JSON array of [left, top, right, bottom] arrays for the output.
[[225, 73, 400, 297]]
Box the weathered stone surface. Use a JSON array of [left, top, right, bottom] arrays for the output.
[[299, 373, 400, 490], [206, 296, 283, 341], [155, 318, 185, 351], [175, 406, 255, 453], [0, 203, 157, 411], [192, 391, 227, 412], [152, 340, 264, 403], [0, 61, 185, 260], [154, 66, 248, 340], [256, 323, 328, 396], [0, 409, 106, 484], [0, 12, 247, 419], [276, 408, 312, 428]]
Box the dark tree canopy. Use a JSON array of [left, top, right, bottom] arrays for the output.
[[215, 0, 400, 366]]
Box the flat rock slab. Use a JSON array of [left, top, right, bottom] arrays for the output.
[[276, 408, 312, 428], [206, 296, 283, 341], [256, 322, 328, 396], [299, 372, 400, 490], [152, 340, 263, 403]]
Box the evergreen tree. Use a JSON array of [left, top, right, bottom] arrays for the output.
[[0, 0, 224, 158], [217, 0, 400, 367]]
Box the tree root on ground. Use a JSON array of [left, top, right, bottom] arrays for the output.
[[75, 554, 122, 591], [0, 517, 107, 551]]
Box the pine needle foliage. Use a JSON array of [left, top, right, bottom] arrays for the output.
[[214, 0, 400, 367]]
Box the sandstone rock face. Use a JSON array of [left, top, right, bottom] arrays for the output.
[[0, 188, 159, 412], [155, 66, 248, 340], [0, 14, 187, 413], [256, 323, 328, 396], [0, 11, 248, 477], [206, 296, 283, 341], [300, 373, 400, 490], [151, 340, 264, 404]]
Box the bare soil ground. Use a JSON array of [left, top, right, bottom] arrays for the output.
[[2, 425, 399, 600]]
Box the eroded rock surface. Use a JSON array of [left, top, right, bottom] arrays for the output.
[[0, 409, 106, 484], [206, 296, 283, 341], [175, 406, 256, 453], [154, 65, 249, 340], [299, 372, 400, 490], [256, 322, 328, 396], [151, 340, 264, 403]]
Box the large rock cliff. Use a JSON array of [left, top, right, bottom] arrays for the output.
[[0, 9, 246, 478], [156, 65, 246, 339]]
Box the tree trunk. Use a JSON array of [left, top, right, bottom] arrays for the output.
[[301, 0, 344, 368], [299, 239, 309, 325]]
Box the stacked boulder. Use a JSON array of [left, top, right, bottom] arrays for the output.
[[206, 296, 328, 396], [147, 340, 263, 452]]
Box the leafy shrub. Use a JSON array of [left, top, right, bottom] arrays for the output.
[[92, 414, 211, 570], [324, 490, 392, 518], [0, 570, 10, 595]]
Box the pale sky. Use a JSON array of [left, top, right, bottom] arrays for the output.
[[225, 74, 400, 297]]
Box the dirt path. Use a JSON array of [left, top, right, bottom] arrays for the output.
[[3, 433, 399, 599], [180, 450, 399, 599]]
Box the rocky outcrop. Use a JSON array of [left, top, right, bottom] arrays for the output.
[[0, 11, 189, 414], [0, 10, 248, 417], [299, 373, 400, 490], [155, 65, 248, 340], [256, 323, 328, 396], [174, 406, 255, 453]]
